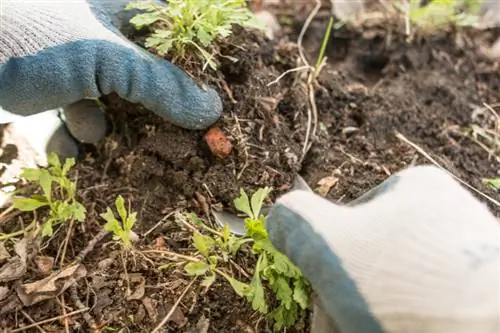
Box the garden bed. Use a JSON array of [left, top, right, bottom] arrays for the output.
[[1, 1, 499, 333]]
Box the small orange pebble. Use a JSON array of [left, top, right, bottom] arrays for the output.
[[204, 127, 233, 158]]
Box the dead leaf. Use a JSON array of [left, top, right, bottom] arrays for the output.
[[121, 273, 145, 300], [0, 293, 22, 315], [315, 176, 339, 197], [0, 286, 10, 301], [34, 256, 54, 275], [97, 257, 115, 271], [186, 315, 209, 333], [142, 297, 157, 322], [160, 302, 187, 327], [16, 264, 86, 306], [0, 256, 27, 282], [0, 242, 9, 263]]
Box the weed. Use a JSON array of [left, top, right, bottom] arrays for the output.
[[126, 0, 265, 70], [171, 187, 309, 331], [12, 153, 86, 237], [101, 195, 138, 249], [399, 0, 483, 30], [483, 178, 500, 191]]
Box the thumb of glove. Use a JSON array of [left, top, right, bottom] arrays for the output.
[[266, 165, 500, 333]]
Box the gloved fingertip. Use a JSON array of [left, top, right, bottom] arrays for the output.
[[45, 126, 80, 160], [63, 99, 108, 144]]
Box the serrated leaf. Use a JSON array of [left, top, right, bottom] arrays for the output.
[[61, 158, 75, 177], [101, 207, 117, 225], [272, 276, 293, 308], [38, 170, 53, 202], [13, 198, 49, 211], [228, 237, 252, 256], [196, 26, 213, 46], [129, 12, 161, 28], [125, 1, 159, 12], [233, 189, 253, 218], [184, 261, 211, 276], [125, 212, 137, 231], [250, 187, 272, 218], [71, 202, 86, 222], [20, 168, 41, 182], [115, 195, 128, 223], [192, 232, 214, 257], [42, 219, 55, 237], [104, 218, 121, 234], [248, 254, 268, 313], [223, 274, 250, 297], [293, 279, 309, 310], [47, 152, 61, 171]]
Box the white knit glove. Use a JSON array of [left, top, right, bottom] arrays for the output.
[[267, 165, 500, 333]]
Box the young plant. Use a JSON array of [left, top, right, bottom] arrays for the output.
[[234, 188, 310, 331], [177, 187, 310, 331], [404, 0, 482, 30], [483, 178, 500, 191], [126, 0, 265, 70], [101, 195, 138, 248], [12, 153, 86, 237]]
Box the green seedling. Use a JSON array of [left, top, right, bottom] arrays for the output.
[[175, 187, 310, 331], [403, 0, 482, 30], [12, 153, 86, 237], [483, 178, 500, 191], [101, 195, 138, 248], [234, 188, 310, 330], [126, 0, 266, 70]]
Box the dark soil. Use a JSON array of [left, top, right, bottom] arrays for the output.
[[1, 3, 500, 333]]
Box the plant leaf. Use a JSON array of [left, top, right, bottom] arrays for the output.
[[47, 152, 61, 172], [233, 189, 253, 218], [129, 12, 161, 28], [250, 187, 272, 218], [61, 158, 75, 177], [184, 261, 211, 276], [201, 273, 216, 291], [115, 195, 128, 223], [38, 170, 53, 202], [13, 198, 49, 211], [192, 232, 214, 257], [20, 168, 41, 182], [293, 279, 309, 310], [483, 178, 500, 190]]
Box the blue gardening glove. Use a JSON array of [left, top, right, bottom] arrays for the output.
[[0, 0, 222, 159], [267, 165, 500, 333]]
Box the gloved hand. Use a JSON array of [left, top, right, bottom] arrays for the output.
[[266, 165, 499, 333], [0, 0, 222, 159]]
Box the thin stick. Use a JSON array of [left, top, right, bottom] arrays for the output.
[[395, 131, 500, 207], [20, 310, 47, 333], [73, 229, 109, 264], [70, 284, 97, 331], [11, 308, 89, 332], [151, 278, 197, 333]]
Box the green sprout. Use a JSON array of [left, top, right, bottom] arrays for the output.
[[12, 153, 86, 237], [173, 187, 310, 331], [101, 195, 138, 248], [126, 0, 266, 70]]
